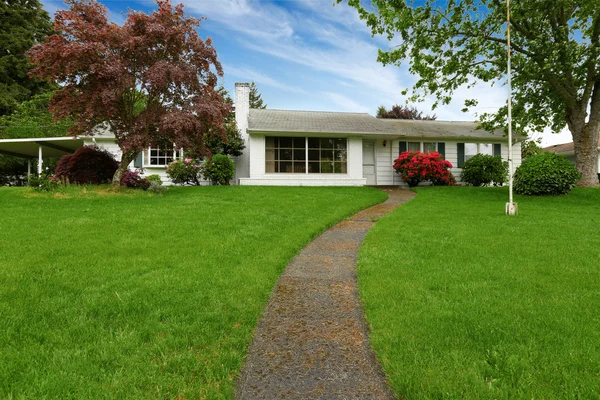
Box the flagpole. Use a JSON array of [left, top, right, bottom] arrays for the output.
[[506, 0, 518, 216]]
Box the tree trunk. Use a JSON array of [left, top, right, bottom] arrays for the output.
[[571, 122, 599, 187], [111, 150, 138, 186]]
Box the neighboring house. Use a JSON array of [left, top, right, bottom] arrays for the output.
[[233, 82, 522, 186], [0, 82, 523, 186], [543, 137, 600, 175]]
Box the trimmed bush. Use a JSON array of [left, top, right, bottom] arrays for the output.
[[461, 154, 508, 186], [147, 181, 168, 194], [393, 151, 454, 187], [120, 170, 150, 190], [146, 174, 162, 185], [166, 158, 202, 185], [55, 146, 118, 184], [202, 154, 235, 185], [514, 152, 581, 195]]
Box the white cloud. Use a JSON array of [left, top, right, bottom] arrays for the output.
[[224, 65, 308, 94], [324, 92, 370, 113]]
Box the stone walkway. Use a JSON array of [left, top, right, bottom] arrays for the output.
[[236, 187, 416, 400]]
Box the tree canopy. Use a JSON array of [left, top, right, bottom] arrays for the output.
[[0, 0, 53, 116], [27, 0, 230, 183], [249, 81, 267, 109], [341, 0, 600, 186], [376, 104, 436, 120]]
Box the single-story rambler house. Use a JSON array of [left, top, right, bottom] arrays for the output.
[[0, 82, 522, 186], [543, 137, 600, 175]]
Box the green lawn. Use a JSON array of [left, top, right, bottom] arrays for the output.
[[359, 187, 600, 399], [0, 185, 386, 399]]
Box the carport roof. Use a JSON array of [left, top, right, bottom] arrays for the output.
[[0, 137, 85, 158]]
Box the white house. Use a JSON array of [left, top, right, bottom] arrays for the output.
[[233, 82, 522, 186], [0, 82, 522, 186]]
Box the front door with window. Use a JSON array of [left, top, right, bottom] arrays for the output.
[[362, 140, 376, 185]]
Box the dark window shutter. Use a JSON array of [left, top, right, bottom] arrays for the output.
[[493, 143, 501, 157], [399, 141, 407, 154], [134, 152, 143, 168], [457, 143, 465, 168], [437, 142, 446, 159]]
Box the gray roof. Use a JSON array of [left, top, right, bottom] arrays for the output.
[[248, 109, 392, 134], [248, 109, 516, 140]]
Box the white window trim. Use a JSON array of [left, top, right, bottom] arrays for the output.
[[265, 136, 349, 175], [145, 147, 182, 168]]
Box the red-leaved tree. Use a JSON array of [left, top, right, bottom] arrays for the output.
[[27, 0, 229, 184]]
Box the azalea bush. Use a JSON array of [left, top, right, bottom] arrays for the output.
[[166, 158, 203, 185], [120, 170, 150, 190], [393, 151, 455, 187]]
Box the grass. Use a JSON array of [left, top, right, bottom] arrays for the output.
[[358, 187, 600, 399], [0, 185, 386, 399]]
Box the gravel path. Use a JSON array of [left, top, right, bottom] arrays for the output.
[[236, 187, 416, 400]]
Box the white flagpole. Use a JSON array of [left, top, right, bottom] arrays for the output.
[[506, 0, 518, 215]]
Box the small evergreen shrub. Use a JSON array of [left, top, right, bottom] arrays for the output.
[[461, 154, 508, 186], [393, 151, 454, 187], [202, 154, 235, 185], [166, 158, 202, 185], [514, 152, 581, 195], [147, 181, 168, 194], [120, 170, 150, 190], [146, 174, 162, 185], [55, 146, 118, 184], [28, 170, 60, 191]]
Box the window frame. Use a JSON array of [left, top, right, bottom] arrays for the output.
[[265, 136, 348, 175], [399, 141, 446, 159], [146, 147, 181, 167]]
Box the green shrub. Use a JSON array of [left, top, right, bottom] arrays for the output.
[[28, 171, 60, 191], [146, 174, 162, 185], [514, 152, 581, 195], [461, 154, 508, 186], [166, 158, 202, 185], [202, 154, 235, 185], [147, 181, 168, 194]]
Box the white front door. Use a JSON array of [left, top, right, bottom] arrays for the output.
[[362, 140, 376, 185]]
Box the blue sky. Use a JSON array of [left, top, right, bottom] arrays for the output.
[[41, 0, 571, 146]]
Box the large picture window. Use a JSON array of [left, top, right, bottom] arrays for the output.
[[265, 137, 347, 174]]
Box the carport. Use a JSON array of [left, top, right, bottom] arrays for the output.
[[0, 137, 84, 175]]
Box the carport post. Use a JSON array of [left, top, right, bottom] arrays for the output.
[[27, 159, 31, 177], [38, 145, 43, 175]]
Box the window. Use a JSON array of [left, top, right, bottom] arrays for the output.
[[399, 141, 446, 158], [407, 141, 421, 151], [457, 143, 503, 167], [265, 137, 347, 174], [265, 137, 306, 173], [493, 143, 502, 157], [423, 142, 437, 153], [149, 148, 176, 166]]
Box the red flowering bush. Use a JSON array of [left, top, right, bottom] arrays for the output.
[[393, 151, 455, 187], [120, 170, 150, 190]]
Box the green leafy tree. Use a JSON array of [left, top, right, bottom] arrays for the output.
[[205, 86, 245, 157], [0, 0, 53, 116], [341, 0, 600, 187], [521, 138, 544, 159], [249, 81, 267, 109]]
